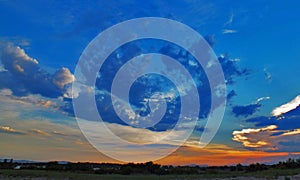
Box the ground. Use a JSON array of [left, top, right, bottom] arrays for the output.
[[1, 169, 300, 180]]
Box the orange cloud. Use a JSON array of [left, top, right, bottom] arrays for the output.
[[157, 145, 297, 166], [232, 124, 300, 152], [232, 125, 277, 148], [29, 129, 51, 136], [0, 126, 26, 135], [282, 129, 300, 136]]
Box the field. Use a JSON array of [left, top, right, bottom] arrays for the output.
[[1, 168, 300, 180]]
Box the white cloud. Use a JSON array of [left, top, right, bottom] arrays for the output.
[[222, 29, 238, 34], [256, 96, 270, 103], [271, 95, 300, 116], [224, 13, 234, 26]]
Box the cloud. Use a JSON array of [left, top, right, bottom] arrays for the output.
[[232, 125, 277, 148], [271, 95, 300, 116], [1, 126, 55, 137], [0, 126, 26, 135], [264, 67, 272, 82], [227, 90, 237, 100], [0, 110, 112, 163], [233, 110, 300, 151], [224, 13, 234, 26], [0, 91, 60, 110], [256, 96, 270, 103], [0, 88, 12, 96], [247, 107, 300, 131], [52, 68, 75, 89], [218, 54, 250, 85], [232, 103, 261, 117], [0, 65, 6, 72], [282, 129, 300, 136], [90, 120, 197, 147], [222, 29, 238, 34], [52, 131, 68, 136], [29, 129, 50, 136], [232, 96, 270, 118], [0, 43, 74, 98], [1, 45, 39, 72]]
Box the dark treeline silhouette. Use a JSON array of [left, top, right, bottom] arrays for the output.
[[1, 158, 300, 175]]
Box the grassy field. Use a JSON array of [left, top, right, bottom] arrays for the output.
[[0, 168, 300, 179]]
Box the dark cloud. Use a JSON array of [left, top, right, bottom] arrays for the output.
[[232, 103, 261, 117], [246, 107, 300, 131], [0, 71, 28, 96], [282, 103, 300, 116], [0, 44, 74, 98], [58, 98, 75, 116], [227, 90, 237, 100], [218, 54, 250, 85]]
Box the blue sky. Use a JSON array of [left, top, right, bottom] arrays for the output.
[[0, 0, 300, 165]]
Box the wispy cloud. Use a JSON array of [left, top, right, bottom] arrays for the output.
[[0, 65, 7, 72], [256, 96, 270, 103], [0, 126, 26, 135], [29, 129, 51, 136], [224, 13, 234, 26], [222, 29, 238, 34], [264, 67, 272, 82], [52, 131, 68, 136], [0, 90, 60, 110], [271, 95, 300, 116]]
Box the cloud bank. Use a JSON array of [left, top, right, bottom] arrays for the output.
[[233, 98, 300, 151], [0, 43, 74, 98]]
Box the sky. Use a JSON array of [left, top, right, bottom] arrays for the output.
[[0, 0, 300, 166]]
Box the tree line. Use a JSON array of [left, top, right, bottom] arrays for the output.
[[1, 158, 300, 175]]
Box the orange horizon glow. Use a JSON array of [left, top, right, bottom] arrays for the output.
[[156, 146, 300, 166]]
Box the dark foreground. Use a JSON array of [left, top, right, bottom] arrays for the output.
[[1, 168, 300, 180], [1, 158, 300, 179]]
